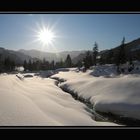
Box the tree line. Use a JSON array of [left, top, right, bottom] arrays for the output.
[[23, 54, 73, 71], [79, 37, 135, 73], [78, 42, 99, 71], [0, 55, 15, 73], [0, 54, 73, 73], [0, 37, 136, 73]]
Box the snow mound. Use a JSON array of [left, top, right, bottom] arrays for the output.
[[52, 68, 140, 121], [87, 62, 140, 78]]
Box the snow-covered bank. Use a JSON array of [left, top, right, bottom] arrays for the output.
[[0, 74, 117, 126], [51, 66, 140, 122]]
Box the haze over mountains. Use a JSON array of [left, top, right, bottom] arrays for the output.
[[1, 37, 140, 65], [18, 49, 86, 63], [0, 47, 32, 64], [0, 47, 86, 64]]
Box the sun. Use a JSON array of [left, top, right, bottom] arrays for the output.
[[30, 22, 60, 51], [38, 28, 55, 45]]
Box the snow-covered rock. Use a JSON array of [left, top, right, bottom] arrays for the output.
[[89, 64, 118, 77]]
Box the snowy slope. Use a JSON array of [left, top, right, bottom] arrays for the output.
[[0, 73, 116, 126], [51, 66, 140, 121]]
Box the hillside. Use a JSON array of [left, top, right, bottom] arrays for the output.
[[101, 38, 140, 63], [0, 48, 32, 64], [73, 38, 140, 64]]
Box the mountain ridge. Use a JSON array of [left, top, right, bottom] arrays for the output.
[[1, 37, 140, 65], [18, 49, 86, 62]]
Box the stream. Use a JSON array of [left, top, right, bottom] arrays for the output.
[[50, 77, 140, 126], [50, 77, 120, 125]]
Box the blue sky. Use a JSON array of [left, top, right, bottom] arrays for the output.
[[0, 14, 140, 52]]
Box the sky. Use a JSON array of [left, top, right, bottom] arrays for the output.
[[0, 14, 140, 52]]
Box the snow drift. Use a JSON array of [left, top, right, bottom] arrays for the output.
[[0, 73, 116, 126], [52, 65, 140, 121]]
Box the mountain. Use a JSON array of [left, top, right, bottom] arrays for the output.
[[1, 37, 140, 66], [72, 38, 140, 64], [72, 52, 89, 64], [18, 49, 86, 62], [19, 49, 57, 62], [109, 38, 140, 61], [0, 47, 86, 65], [97, 38, 140, 64], [0, 47, 32, 64]]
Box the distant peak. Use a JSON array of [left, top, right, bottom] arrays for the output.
[[0, 47, 4, 50]]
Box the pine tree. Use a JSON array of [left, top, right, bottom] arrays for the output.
[[10, 60, 15, 71], [60, 58, 64, 68], [83, 51, 92, 70], [99, 54, 104, 65], [106, 49, 114, 64], [35, 60, 41, 71], [55, 59, 64, 69], [3, 57, 15, 72], [121, 36, 125, 45], [28, 59, 32, 71], [23, 60, 27, 71], [65, 54, 72, 68], [32, 61, 36, 71], [4, 57, 10, 71], [41, 58, 46, 70], [45, 61, 50, 70], [120, 37, 126, 64], [51, 60, 55, 70], [93, 42, 98, 66], [0, 54, 3, 72], [77, 60, 82, 69], [115, 37, 127, 74], [116, 37, 126, 66]]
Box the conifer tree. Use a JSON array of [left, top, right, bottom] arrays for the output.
[[116, 37, 126, 66], [65, 54, 72, 68], [83, 51, 92, 70], [23, 60, 27, 71], [93, 42, 98, 66]]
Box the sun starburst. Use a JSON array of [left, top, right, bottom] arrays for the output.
[[37, 28, 55, 45]]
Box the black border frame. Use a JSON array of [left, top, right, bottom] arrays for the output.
[[0, 0, 140, 129]]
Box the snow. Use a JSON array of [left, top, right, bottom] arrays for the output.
[[51, 65, 140, 121], [89, 64, 118, 77], [0, 73, 117, 126], [15, 66, 24, 72], [131, 45, 140, 51]]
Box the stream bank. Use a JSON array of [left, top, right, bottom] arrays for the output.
[[51, 77, 140, 126]]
